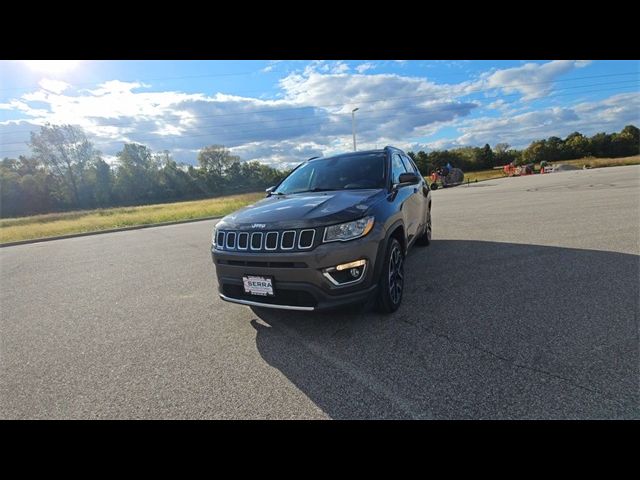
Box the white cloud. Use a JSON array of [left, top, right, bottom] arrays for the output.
[[331, 62, 349, 74], [356, 63, 376, 74], [435, 92, 639, 149], [486, 99, 507, 110], [482, 60, 592, 100], [38, 78, 70, 94], [86, 80, 150, 96], [261, 60, 283, 73]]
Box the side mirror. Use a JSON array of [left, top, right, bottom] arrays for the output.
[[397, 172, 419, 186], [265, 186, 275, 197]]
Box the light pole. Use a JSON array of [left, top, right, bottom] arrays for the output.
[[351, 107, 359, 151]]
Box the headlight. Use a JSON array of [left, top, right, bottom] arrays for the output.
[[323, 216, 374, 243]]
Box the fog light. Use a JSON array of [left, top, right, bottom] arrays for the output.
[[323, 259, 367, 286], [336, 259, 366, 271]]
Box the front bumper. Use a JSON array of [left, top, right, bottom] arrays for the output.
[[211, 226, 384, 311]]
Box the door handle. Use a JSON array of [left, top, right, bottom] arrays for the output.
[[413, 187, 418, 193]]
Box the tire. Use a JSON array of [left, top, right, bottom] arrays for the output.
[[415, 206, 432, 246], [376, 237, 405, 313]]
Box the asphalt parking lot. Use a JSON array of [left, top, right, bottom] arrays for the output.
[[1, 165, 638, 419]]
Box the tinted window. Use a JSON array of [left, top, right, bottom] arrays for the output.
[[275, 153, 386, 194], [391, 153, 408, 184], [403, 155, 421, 176]]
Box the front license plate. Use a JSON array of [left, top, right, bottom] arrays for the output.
[[242, 275, 274, 296]]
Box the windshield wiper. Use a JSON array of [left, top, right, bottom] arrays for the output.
[[279, 187, 340, 195], [306, 187, 339, 193]]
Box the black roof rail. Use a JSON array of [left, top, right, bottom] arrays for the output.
[[307, 156, 321, 161]]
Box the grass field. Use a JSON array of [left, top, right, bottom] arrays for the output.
[[2, 155, 639, 245], [0, 192, 264, 244]]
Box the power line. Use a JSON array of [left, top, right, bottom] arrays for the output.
[[1, 83, 637, 153], [2, 74, 638, 138], [0, 65, 635, 95], [1, 83, 637, 156], [0, 69, 262, 94], [3, 78, 634, 146]]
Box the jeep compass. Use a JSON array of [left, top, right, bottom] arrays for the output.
[[211, 146, 432, 313]]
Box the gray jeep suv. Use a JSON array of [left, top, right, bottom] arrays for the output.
[[211, 146, 432, 313]]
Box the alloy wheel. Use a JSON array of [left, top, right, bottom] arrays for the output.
[[388, 244, 404, 305]]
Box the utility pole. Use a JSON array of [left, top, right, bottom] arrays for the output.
[[351, 107, 359, 151]]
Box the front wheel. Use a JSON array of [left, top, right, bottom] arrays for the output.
[[376, 237, 405, 313]]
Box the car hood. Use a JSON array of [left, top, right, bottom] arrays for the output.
[[218, 189, 385, 230]]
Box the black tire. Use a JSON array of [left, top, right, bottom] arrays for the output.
[[376, 237, 405, 313], [415, 206, 432, 246]]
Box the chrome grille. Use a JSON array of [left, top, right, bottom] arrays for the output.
[[250, 232, 263, 250], [216, 228, 317, 252], [225, 232, 236, 249], [264, 231, 278, 250], [298, 229, 315, 249], [280, 231, 296, 250], [237, 232, 249, 250]]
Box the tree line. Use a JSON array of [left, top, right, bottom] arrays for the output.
[[407, 125, 639, 175], [1, 123, 638, 218], [1, 124, 288, 218]]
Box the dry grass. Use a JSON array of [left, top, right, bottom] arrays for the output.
[[0, 192, 264, 244], [459, 169, 507, 183], [550, 155, 640, 169]]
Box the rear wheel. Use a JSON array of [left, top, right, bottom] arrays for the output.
[[376, 237, 405, 313]]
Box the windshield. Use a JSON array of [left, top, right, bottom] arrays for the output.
[[274, 152, 386, 195]]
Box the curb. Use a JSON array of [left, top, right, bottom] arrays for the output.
[[0, 215, 223, 248]]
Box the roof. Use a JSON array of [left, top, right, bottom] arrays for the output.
[[306, 146, 400, 163]]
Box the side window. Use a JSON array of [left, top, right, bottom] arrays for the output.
[[391, 153, 408, 184], [400, 155, 418, 176], [403, 155, 421, 176]]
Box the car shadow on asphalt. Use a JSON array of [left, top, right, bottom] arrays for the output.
[[249, 240, 639, 419]]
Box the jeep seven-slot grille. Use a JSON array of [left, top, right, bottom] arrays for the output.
[[216, 228, 317, 252]]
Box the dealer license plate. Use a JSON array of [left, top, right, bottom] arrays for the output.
[[242, 275, 274, 296]]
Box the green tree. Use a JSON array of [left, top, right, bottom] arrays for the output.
[[29, 124, 99, 207], [521, 140, 547, 164], [477, 144, 494, 168], [564, 132, 590, 158], [114, 143, 157, 202], [545, 136, 565, 161], [611, 125, 640, 157], [589, 132, 612, 157], [93, 159, 113, 206], [197, 145, 239, 176]]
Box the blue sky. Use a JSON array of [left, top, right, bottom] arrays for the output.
[[0, 60, 638, 167]]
